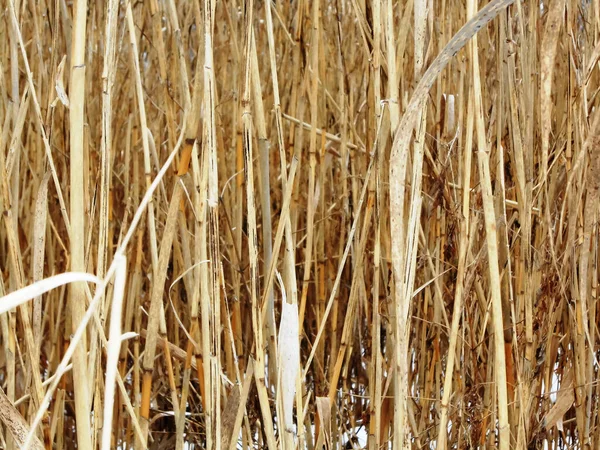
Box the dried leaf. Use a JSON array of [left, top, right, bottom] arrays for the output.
[[32, 171, 51, 347], [316, 396, 332, 449], [55, 55, 70, 107], [544, 369, 574, 431], [0, 272, 101, 315]]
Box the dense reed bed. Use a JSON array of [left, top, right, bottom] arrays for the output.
[[1, 0, 599, 448]]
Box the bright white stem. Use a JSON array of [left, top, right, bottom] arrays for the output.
[[445, 94, 455, 136], [278, 298, 300, 432], [101, 255, 127, 450]]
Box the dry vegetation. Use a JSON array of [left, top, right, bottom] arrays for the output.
[[1, 0, 600, 448]]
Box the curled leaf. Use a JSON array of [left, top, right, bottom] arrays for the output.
[[0, 272, 101, 315], [54, 55, 70, 107]]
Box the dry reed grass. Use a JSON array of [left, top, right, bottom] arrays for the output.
[[0, 0, 597, 448]]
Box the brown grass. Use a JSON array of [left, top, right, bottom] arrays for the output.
[[0, 0, 597, 448]]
